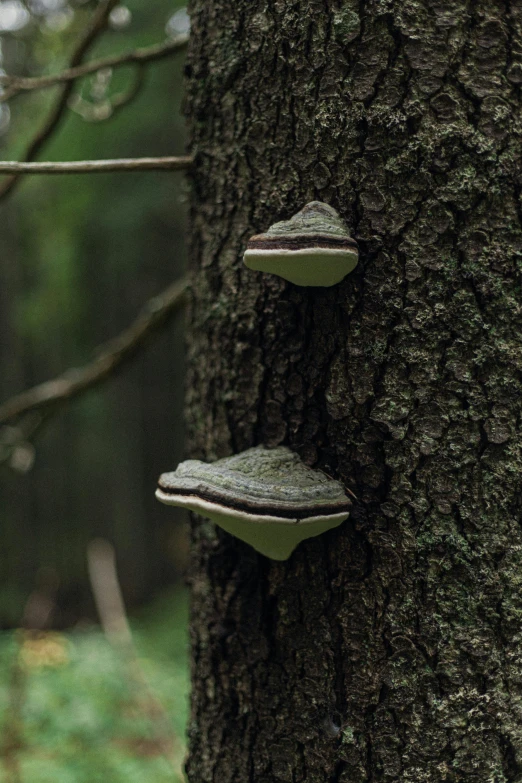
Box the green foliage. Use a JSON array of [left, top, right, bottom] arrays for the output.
[[0, 589, 189, 783]]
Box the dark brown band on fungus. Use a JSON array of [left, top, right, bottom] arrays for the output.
[[157, 484, 352, 520], [247, 235, 358, 252]]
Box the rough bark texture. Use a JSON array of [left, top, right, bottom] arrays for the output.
[[184, 1, 522, 781]]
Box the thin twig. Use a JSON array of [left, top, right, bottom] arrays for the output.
[[0, 276, 189, 426], [87, 539, 184, 774], [0, 36, 189, 102], [0, 156, 192, 174], [0, 0, 120, 202]]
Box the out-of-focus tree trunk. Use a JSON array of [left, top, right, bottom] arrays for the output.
[[184, 1, 522, 780]]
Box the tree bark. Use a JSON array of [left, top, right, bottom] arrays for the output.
[[184, 1, 522, 781]]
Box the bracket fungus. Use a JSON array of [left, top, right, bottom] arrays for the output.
[[243, 201, 358, 287], [156, 445, 352, 560]]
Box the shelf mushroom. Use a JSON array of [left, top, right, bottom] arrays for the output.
[[156, 445, 352, 560], [243, 201, 358, 287]]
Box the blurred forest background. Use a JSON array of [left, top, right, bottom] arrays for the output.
[[0, 0, 190, 629], [0, 3, 190, 778]]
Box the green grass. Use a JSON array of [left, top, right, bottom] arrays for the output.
[[0, 588, 189, 783]]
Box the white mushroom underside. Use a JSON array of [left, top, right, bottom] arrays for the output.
[[243, 247, 358, 287], [155, 489, 349, 560]]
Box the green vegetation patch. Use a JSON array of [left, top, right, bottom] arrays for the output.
[[0, 589, 189, 783]]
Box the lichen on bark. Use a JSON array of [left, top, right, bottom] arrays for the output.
[[183, 0, 522, 780]]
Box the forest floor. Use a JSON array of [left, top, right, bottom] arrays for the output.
[[0, 588, 189, 783]]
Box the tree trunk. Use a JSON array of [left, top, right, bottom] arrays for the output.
[[184, 1, 522, 780]]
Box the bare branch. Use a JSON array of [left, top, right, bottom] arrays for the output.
[[0, 0, 120, 202], [0, 276, 189, 426], [0, 36, 189, 103], [73, 0, 121, 61], [0, 156, 192, 174]]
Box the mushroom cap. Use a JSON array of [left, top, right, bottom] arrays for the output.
[[156, 446, 352, 560], [243, 202, 358, 287]]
